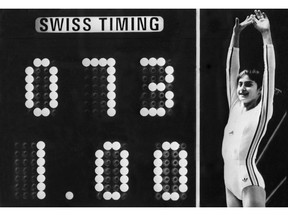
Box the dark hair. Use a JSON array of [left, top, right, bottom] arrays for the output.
[[236, 69, 263, 89]]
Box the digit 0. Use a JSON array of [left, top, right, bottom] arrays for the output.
[[94, 141, 129, 200], [153, 141, 188, 201], [25, 58, 58, 117]]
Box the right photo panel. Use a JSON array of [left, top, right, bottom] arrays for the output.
[[200, 9, 288, 207]]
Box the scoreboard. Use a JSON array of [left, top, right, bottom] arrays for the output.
[[0, 9, 196, 207]]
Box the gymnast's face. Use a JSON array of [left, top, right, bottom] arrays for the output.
[[237, 75, 261, 106]]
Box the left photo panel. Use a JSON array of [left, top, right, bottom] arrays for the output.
[[0, 9, 196, 207]]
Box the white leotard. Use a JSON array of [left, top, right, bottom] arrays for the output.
[[222, 44, 275, 200]]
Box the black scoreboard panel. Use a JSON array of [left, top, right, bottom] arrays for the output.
[[0, 9, 196, 206]]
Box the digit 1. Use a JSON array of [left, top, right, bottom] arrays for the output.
[[13, 141, 47, 200]]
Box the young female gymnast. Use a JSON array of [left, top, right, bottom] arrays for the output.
[[222, 10, 275, 207]]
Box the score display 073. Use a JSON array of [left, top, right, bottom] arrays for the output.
[[24, 57, 175, 117]]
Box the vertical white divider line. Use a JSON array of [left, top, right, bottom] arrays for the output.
[[195, 8, 201, 208]]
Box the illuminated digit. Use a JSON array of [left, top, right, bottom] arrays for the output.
[[82, 57, 116, 117], [36, 141, 46, 200], [153, 141, 188, 201], [25, 58, 58, 117], [140, 57, 175, 117], [94, 141, 129, 200], [13, 141, 46, 200]]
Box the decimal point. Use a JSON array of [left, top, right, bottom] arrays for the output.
[[65, 191, 74, 200]]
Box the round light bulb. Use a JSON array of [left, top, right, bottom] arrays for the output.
[[157, 57, 166, 66], [65, 191, 74, 200], [149, 57, 157, 66], [107, 58, 116, 67], [33, 58, 42, 67], [91, 58, 99, 67], [82, 58, 90, 67], [140, 108, 149, 117], [25, 66, 34, 75], [140, 58, 149, 67], [120, 150, 129, 159], [107, 67, 116, 75], [165, 66, 174, 74], [49, 66, 58, 75], [42, 58, 50, 67], [112, 141, 121, 150]]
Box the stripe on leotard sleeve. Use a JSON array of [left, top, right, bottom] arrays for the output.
[[246, 44, 273, 186]]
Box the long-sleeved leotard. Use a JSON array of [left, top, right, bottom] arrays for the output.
[[222, 44, 275, 200]]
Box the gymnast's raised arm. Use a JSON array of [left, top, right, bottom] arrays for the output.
[[252, 10, 275, 119], [226, 15, 254, 108]]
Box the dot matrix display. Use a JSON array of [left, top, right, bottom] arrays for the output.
[[153, 142, 188, 201], [36, 141, 46, 200], [0, 9, 196, 207], [13, 141, 46, 200], [140, 57, 174, 117], [82, 58, 116, 117], [94, 141, 129, 201], [25, 58, 58, 117]]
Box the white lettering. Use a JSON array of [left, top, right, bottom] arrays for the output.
[[35, 16, 164, 33]]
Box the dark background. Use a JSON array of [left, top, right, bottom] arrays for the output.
[[200, 9, 288, 206], [0, 9, 196, 207], [0, 9, 288, 207]]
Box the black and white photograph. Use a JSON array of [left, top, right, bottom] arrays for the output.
[[0, 2, 288, 214]]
